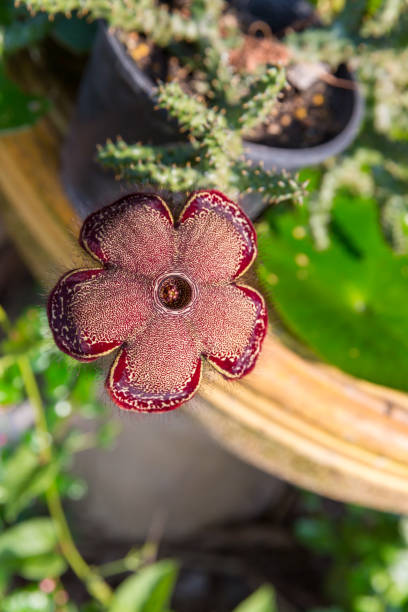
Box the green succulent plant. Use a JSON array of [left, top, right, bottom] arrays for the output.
[[284, 0, 408, 253], [98, 75, 306, 206]]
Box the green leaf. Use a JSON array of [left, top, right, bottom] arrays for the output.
[[294, 518, 338, 554], [0, 362, 24, 406], [1, 443, 59, 520], [4, 14, 51, 54], [5, 460, 59, 521], [0, 566, 11, 599], [0, 518, 57, 558], [0, 445, 39, 505], [1, 308, 46, 356], [109, 561, 178, 612], [0, 586, 54, 612], [70, 367, 101, 406], [233, 586, 277, 612], [0, 63, 49, 132], [51, 14, 97, 54], [43, 358, 73, 388], [19, 551, 67, 580], [257, 193, 408, 390]]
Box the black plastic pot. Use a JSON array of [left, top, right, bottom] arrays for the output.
[[62, 24, 364, 221], [231, 0, 317, 33]]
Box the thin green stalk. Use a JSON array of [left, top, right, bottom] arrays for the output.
[[0, 305, 11, 335], [17, 354, 113, 607], [98, 554, 142, 579], [98, 541, 158, 578]]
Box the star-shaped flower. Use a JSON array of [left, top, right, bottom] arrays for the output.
[[48, 190, 267, 412]]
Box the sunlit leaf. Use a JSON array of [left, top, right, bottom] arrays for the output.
[[0, 363, 24, 406], [257, 193, 408, 390], [233, 586, 277, 612], [0, 518, 57, 558], [0, 586, 54, 612], [19, 551, 67, 580], [109, 561, 178, 612], [1, 445, 39, 505], [4, 460, 58, 521]]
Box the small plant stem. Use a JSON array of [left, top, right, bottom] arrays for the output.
[[98, 555, 142, 578], [0, 305, 11, 335], [18, 354, 113, 607], [98, 541, 158, 578]]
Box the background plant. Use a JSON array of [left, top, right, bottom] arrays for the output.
[[20, 0, 305, 207], [98, 76, 306, 206], [286, 0, 408, 251], [0, 0, 49, 131], [255, 0, 408, 388], [19, 0, 241, 106], [296, 493, 408, 612], [0, 0, 98, 132], [257, 177, 408, 390], [0, 304, 278, 610]]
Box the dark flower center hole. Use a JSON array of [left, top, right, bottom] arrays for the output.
[[157, 275, 193, 310]]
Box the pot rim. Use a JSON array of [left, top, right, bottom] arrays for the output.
[[103, 23, 364, 169]]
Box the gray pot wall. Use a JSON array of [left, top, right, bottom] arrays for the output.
[[72, 404, 284, 541]]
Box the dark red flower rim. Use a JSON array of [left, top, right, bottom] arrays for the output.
[[48, 190, 267, 412]]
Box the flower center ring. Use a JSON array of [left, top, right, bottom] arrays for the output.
[[154, 272, 197, 313]]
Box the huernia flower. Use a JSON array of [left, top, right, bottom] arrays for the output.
[[48, 190, 267, 412]]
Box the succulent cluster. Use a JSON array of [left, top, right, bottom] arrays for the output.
[[18, 0, 223, 45], [19, 0, 305, 207], [98, 75, 306, 206], [288, 0, 408, 250]]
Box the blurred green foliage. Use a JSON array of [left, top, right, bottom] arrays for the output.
[[286, 0, 408, 252], [20, 0, 225, 47], [257, 178, 408, 390], [0, 0, 97, 133], [0, 0, 49, 131], [257, 0, 408, 387], [0, 305, 275, 610], [296, 494, 408, 612], [0, 306, 117, 606], [98, 76, 306, 206]]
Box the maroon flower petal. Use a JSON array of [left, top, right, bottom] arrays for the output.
[[191, 284, 267, 378], [80, 193, 176, 277], [106, 316, 202, 411], [177, 190, 257, 284], [48, 268, 153, 361]]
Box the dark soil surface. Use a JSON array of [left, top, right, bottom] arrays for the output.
[[246, 76, 346, 148]]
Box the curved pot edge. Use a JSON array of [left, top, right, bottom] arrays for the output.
[[102, 24, 365, 172], [244, 78, 365, 171]]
